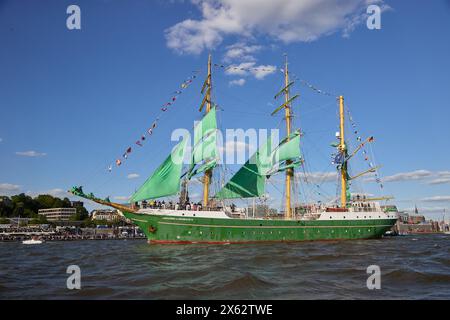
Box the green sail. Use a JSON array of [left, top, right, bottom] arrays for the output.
[[271, 130, 301, 165], [187, 158, 217, 179], [193, 106, 217, 146], [214, 136, 272, 199], [130, 137, 188, 203], [192, 131, 217, 164], [189, 107, 218, 179]]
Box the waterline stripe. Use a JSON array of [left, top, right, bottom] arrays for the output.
[[158, 222, 393, 229]]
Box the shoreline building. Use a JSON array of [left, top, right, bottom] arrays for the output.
[[91, 209, 122, 223], [38, 208, 76, 222]]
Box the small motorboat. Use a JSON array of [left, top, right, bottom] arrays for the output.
[[22, 236, 44, 245]]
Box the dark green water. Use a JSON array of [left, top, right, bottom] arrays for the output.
[[1, 234, 449, 299]]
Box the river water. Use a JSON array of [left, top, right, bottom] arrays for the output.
[[1, 234, 449, 299]]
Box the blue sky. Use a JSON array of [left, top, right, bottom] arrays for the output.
[[0, 0, 449, 219]]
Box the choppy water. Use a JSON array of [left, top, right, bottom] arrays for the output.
[[0, 235, 449, 299]]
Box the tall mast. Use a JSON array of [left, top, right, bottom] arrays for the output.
[[284, 55, 293, 219], [202, 54, 213, 208], [339, 95, 347, 208]]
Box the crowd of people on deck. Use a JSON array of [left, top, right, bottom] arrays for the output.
[[135, 199, 205, 211]]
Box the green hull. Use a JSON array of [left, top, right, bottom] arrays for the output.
[[123, 211, 397, 244]]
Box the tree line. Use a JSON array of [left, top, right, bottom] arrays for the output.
[[0, 193, 89, 224]]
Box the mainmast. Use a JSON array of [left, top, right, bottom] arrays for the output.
[[202, 54, 213, 208], [284, 55, 293, 219], [339, 95, 347, 208]]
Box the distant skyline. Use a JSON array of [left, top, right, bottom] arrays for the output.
[[1, 0, 450, 220]]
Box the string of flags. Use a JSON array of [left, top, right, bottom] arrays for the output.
[[107, 70, 200, 172], [213, 63, 276, 73], [346, 108, 384, 189], [213, 63, 336, 98]]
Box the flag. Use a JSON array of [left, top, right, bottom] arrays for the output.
[[108, 165, 112, 172], [141, 135, 146, 141], [147, 128, 153, 135], [126, 147, 132, 153], [334, 152, 344, 165], [116, 159, 122, 166], [368, 136, 374, 142], [136, 140, 143, 147]]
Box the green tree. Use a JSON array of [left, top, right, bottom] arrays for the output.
[[0, 217, 9, 224]]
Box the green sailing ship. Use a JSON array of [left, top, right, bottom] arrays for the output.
[[71, 55, 397, 244]]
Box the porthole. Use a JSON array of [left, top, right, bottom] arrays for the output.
[[364, 216, 366, 219], [193, 214, 196, 217], [330, 216, 332, 219], [343, 216, 346, 219]]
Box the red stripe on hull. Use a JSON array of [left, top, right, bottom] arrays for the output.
[[148, 237, 379, 245]]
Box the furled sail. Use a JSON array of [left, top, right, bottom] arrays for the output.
[[188, 107, 218, 179], [214, 136, 272, 199], [130, 136, 188, 203]]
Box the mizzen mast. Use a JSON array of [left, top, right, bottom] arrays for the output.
[[339, 95, 347, 208]]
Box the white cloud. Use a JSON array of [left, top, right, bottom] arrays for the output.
[[296, 171, 338, 183], [229, 78, 246, 86], [165, 0, 386, 54], [16, 151, 47, 157], [26, 188, 70, 198], [223, 42, 262, 62], [428, 178, 450, 185], [421, 196, 450, 203], [377, 170, 432, 183], [0, 183, 21, 195], [127, 173, 140, 179]]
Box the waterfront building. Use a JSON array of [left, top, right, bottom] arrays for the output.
[[70, 201, 84, 208], [91, 209, 122, 222], [38, 208, 76, 222], [408, 215, 425, 224]]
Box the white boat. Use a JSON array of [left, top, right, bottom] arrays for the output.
[[22, 237, 44, 245]]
